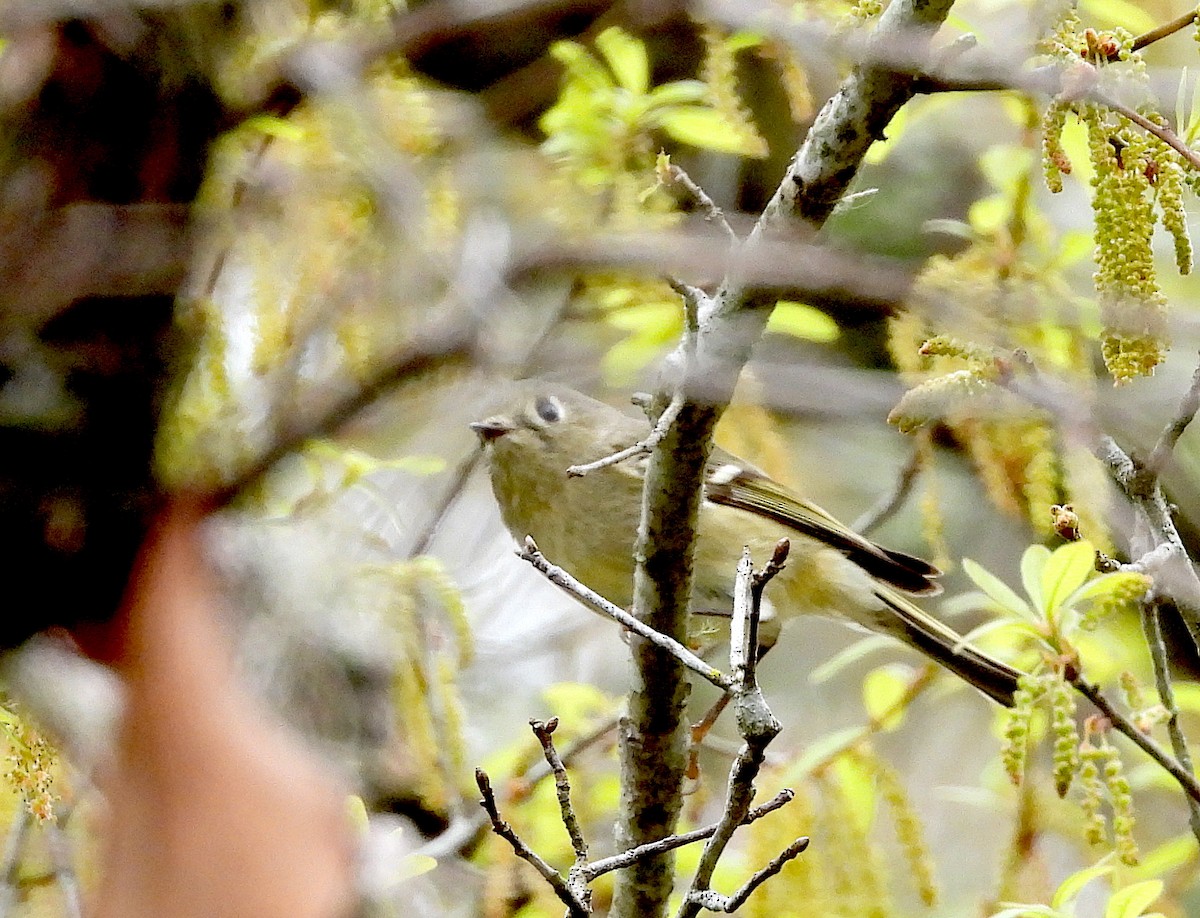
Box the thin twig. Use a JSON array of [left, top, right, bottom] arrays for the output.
[[568, 283, 701, 478], [581, 790, 794, 881], [1146, 354, 1200, 476], [212, 320, 475, 509], [1097, 436, 1200, 650], [475, 768, 589, 918], [518, 537, 734, 692], [566, 393, 685, 477], [1140, 600, 1200, 847], [1092, 92, 1200, 172], [531, 719, 589, 863], [664, 164, 738, 244], [420, 716, 620, 863], [852, 446, 924, 535], [689, 836, 810, 913], [1131, 8, 1199, 52], [744, 539, 789, 688], [1071, 677, 1200, 804], [677, 549, 787, 918]]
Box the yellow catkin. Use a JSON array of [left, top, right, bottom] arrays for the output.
[[865, 753, 938, 906], [1084, 105, 1168, 382], [1080, 571, 1151, 630], [886, 312, 930, 378], [829, 768, 891, 918], [700, 23, 769, 159], [756, 39, 814, 123], [1003, 673, 1046, 785], [1049, 676, 1080, 797], [1079, 744, 1107, 846], [1041, 98, 1072, 193], [1100, 742, 1139, 865], [1020, 421, 1060, 537]]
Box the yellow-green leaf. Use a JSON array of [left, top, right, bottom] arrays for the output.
[[244, 114, 305, 141], [657, 107, 759, 155], [1040, 540, 1096, 617], [1080, 0, 1155, 33], [863, 663, 913, 731], [768, 301, 840, 343], [1104, 879, 1163, 918], [346, 794, 370, 834], [397, 854, 438, 882], [1051, 856, 1113, 909], [1020, 545, 1051, 616], [962, 558, 1034, 619], [788, 727, 864, 778], [1127, 833, 1197, 883], [645, 80, 709, 109], [810, 634, 894, 683], [595, 27, 649, 95]]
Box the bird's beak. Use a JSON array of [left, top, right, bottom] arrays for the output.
[[470, 416, 514, 443]]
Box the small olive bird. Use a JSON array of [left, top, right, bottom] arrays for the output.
[[471, 382, 1021, 706]]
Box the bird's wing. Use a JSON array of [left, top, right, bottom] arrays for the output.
[[703, 459, 942, 596]]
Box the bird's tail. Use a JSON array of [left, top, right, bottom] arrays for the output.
[[873, 589, 1022, 707]]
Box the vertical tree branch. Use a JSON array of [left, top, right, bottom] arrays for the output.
[[611, 3, 959, 915], [1141, 600, 1200, 847]]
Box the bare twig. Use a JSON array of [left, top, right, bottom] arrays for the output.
[[1093, 92, 1200, 172], [531, 719, 589, 863], [1131, 8, 1199, 52], [1140, 600, 1200, 847], [1071, 677, 1200, 804], [1146, 354, 1200, 476], [518, 537, 734, 692], [475, 767, 589, 918], [677, 548, 789, 918], [419, 715, 619, 863], [852, 446, 924, 535], [663, 164, 738, 244], [567, 393, 686, 477], [689, 836, 810, 913], [581, 790, 794, 881], [530, 718, 593, 911]]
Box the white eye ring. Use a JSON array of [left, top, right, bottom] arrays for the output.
[[534, 395, 564, 424]]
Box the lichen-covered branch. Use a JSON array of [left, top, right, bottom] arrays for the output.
[[613, 3, 958, 916], [1096, 436, 1200, 648]]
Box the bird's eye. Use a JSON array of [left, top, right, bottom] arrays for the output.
[[534, 395, 563, 424]]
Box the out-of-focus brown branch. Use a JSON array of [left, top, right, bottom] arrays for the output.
[[211, 316, 478, 509], [0, 204, 191, 327]]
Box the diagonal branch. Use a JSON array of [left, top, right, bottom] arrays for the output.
[[1146, 353, 1200, 476], [1071, 677, 1200, 805], [517, 538, 734, 692], [475, 767, 590, 918]]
